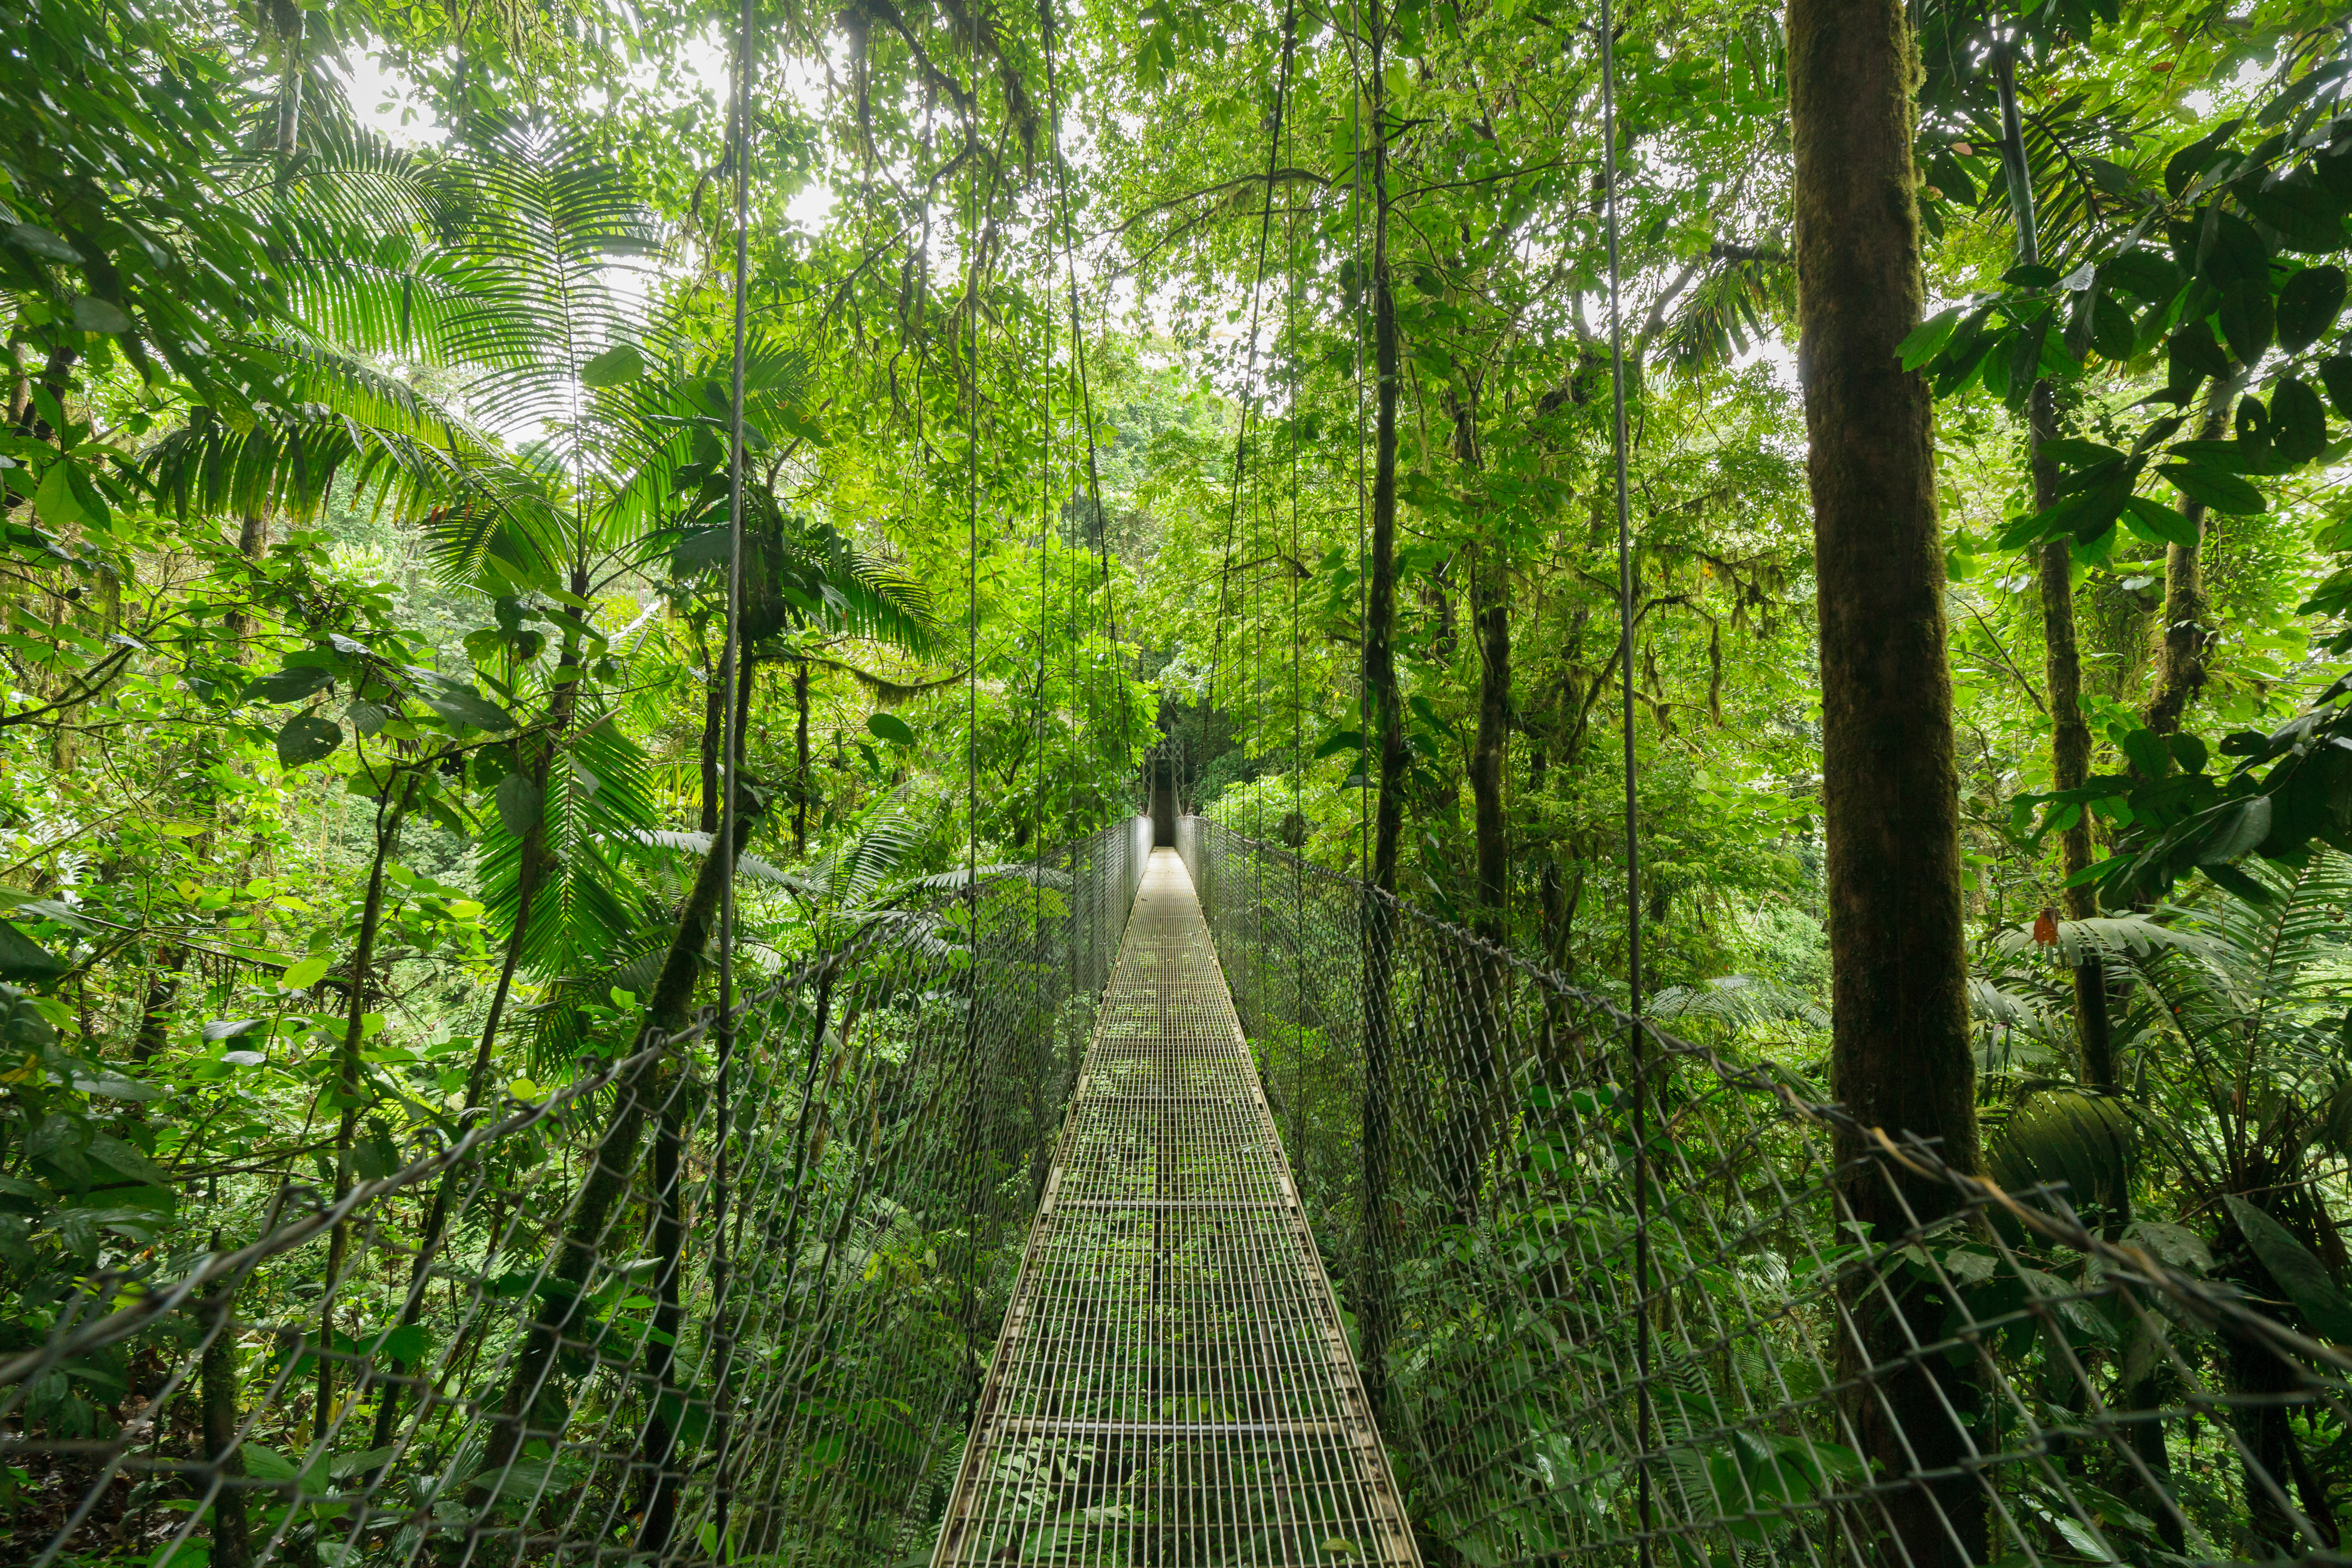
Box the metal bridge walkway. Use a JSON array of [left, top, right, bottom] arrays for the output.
[[933, 848, 1420, 1567]]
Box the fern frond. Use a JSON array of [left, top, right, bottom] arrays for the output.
[[1647, 974, 1827, 1030]]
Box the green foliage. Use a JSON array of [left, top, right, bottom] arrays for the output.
[[5, 0, 2352, 1557]]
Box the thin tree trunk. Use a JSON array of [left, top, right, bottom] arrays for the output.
[[1453, 386, 1510, 1220], [8, 342, 75, 453], [129, 942, 183, 1066], [224, 510, 270, 660], [794, 659, 811, 857], [2037, 443, 2113, 1083], [272, 0, 302, 157], [200, 1256, 251, 1568], [1789, 0, 1983, 1561], [2143, 374, 2238, 738], [471, 665, 761, 1507], [1997, 49, 2111, 1086], [314, 774, 414, 1442], [635, 1078, 689, 1553], [2226, 1216, 2344, 1554], [700, 664, 726, 835], [1460, 396, 1509, 943], [367, 640, 581, 1462], [1358, 3, 1403, 1420]]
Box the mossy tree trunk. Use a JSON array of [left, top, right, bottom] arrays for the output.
[[1788, 0, 1985, 1560]]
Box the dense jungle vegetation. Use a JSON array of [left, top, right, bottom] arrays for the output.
[[8, 0, 2352, 1554]]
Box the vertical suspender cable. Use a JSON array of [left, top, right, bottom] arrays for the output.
[[1206, 4, 1297, 756], [964, 0, 980, 909], [1038, 0, 1128, 820], [1596, 4, 1649, 1564], [956, 0, 985, 1426], [1285, 83, 1306, 1172], [710, 0, 757, 1549]]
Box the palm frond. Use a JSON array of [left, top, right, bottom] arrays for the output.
[[629, 829, 796, 887], [1989, 912, 2231, 970], [1968, 976, 2067, 1038], [1658, 254, 1793, 375], [900, 862, 1076, 896], [475, 714, 662, 978], [598, 337, 816, 541], [1986, 1088, 2138, 1216], [2122, 852, 2352, 1132]]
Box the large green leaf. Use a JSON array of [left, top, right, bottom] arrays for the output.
[[495, 774, 544, 836], [275, 714, 344, 767], [579, 342, 645, 388], [1988, 1091, 2137, 1214], [2156, 461, 2265, 514], [2224, 1196, 2352, 1344], [2278, 265, 2346, 352], [418, 686, 519, 732], [0, 921, 68, 982], [245, 666, 334, 704]]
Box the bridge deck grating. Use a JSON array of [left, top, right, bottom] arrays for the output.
[[932, 850, 1420, 1568]]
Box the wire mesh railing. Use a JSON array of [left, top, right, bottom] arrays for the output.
[[1179, 815, 2352, 1568], [4, 815, 1151, 1568]]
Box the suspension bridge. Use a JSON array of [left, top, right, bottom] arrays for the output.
[[10, 812, 2350, 1568], [933, 847, 1414, 1566]]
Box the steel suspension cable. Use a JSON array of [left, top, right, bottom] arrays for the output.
[[963, 0, 979, 908], [1595, 3, 1650, 1563], [1205, 1, 1298, 738], [1037, 0, 1134, 826], [1039, 318, 1052, 851], [1285, 77, 1307, 1170], [711, 0, 757, 1545]]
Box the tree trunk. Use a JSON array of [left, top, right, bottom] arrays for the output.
[[1451, 386, 1511, 1220], [635, 1077, 689, 1554], [2035, 436, 2113, 1084], [794, 659, 812, 857], [1998, 49, 2111, 1086], [272, 0, 302, 157], [8, 342, 75, 450], [1358, 4, 1404, 1420], [2222, 1194, 2344, 1555], [1469, 551, 1509, 936], [314, 774, 413, 1442], [366, 638, 583, 1463], [2143, 375, 2237, 738], [200, 1259, 251, 1568], [1788, 0, 1983, 1560], [129, 942, 183, 1066], [224, 510, 271, 660], [700, 662, 726, 835], [472, 766, 763, 1507]]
